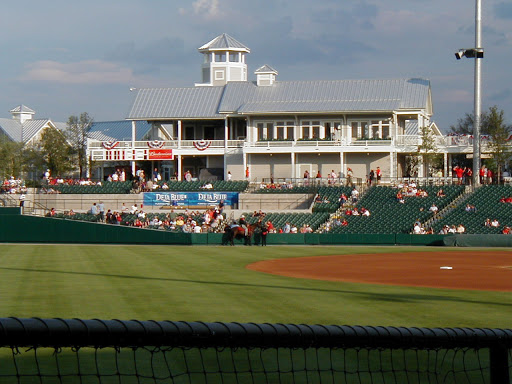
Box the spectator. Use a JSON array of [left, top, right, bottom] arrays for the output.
[[346, 168, 353, 186], [456, 224, 466, 234], [90, 203, 98, 215], [429, 203, 438, 215], [351, 187, 359, 203], [491, 219, 500, 227], [487, 168, 493, 185], [376, 167, 382, 184], [368, 169, 375, 186]]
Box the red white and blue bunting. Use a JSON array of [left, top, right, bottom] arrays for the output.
[[102, 141, 119, 150], [147, 140, 164, 149], [193, 140, 212, 151]]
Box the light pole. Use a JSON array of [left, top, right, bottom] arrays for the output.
[[455, 0, 483, 187]]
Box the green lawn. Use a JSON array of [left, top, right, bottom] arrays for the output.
[[0, 244, 509, 383], [0, 244, 510, 328]]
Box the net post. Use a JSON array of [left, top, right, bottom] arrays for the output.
[[489, 344, 509, 384]]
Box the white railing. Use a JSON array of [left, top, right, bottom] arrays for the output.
[[87, 135, 483, 158]]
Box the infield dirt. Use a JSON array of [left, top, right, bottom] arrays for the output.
[[247, 251, 512, 291]]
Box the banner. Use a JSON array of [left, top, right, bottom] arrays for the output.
[[143, 192, 239, 207], [148, 149, 173, 160]]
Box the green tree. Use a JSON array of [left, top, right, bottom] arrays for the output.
[[40, 127, 74, 176], [483, 106, 512, 182], [451, 106, 511, 182], [22, 144, 46, 186], [0, 135, 24, 179], [449, 112, 491, 135], [417, 124, 441, 178], [67, 112, 93, 178]]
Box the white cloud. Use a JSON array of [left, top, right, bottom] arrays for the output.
[[22, 60, 136, 85], [191, 0, 222, 18]]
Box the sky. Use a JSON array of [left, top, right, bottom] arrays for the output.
[[1, 0, 511, 132]]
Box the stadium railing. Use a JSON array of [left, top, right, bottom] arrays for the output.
[[0, 317, 510, 383]]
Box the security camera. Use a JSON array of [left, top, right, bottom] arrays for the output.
[[455, 50, 465, 60]]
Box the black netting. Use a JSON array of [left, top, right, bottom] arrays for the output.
[[0, 319, 510, 384]]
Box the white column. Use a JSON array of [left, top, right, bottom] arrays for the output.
[[131, 120, 136, 177], [177, 120, 182, 149], [339, 151, 345, 178], [389, 151, 394, 179], [444, 153, 448, 179], [224, 118, 229, 149], [177, 155, 182, 181], [291, 152, 295, 179]]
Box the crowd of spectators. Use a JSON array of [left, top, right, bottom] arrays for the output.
[[394, 182, 429, 202], [1, 177, 27, 194], [437, 224, 466, 235]]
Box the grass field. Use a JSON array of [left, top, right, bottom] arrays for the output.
[[1, 244, 510, 328]]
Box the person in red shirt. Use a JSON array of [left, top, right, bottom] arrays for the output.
[[454, 166, 464, 185], [479, 167, 486, 184], [487, 169, 493, 184]]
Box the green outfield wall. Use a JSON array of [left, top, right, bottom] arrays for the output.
[[0, 211, 508, 246]]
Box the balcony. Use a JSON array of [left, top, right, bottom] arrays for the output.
[[87, 135, 477, 161]]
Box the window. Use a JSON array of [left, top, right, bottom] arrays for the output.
[[229, 53, 238, 62], [214, 52, 226, 62], [276, 121, 295, 140], [215, 70, 225, 80], [351, 122, 358, 138], [301, 121, 321, 139], [371, 121, 380, 139], [256, 122, 273, 140], [362, 122, 369, 139], [382, 123, 390, 139]]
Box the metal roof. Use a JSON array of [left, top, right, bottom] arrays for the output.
[[127, 78, 431, 119], [255, 64, 278, 74], [89, 120, 151, 141], [0, 118, 52, 142], [0, 118, 22, 141], [220, 78, 430, 114], [128, 87, 226, 120], [9, 104, 35, 114], [198, 33, 250, 52], [22, 119, 50, 142]]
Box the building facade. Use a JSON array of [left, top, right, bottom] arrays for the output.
[[87, 33, 475, 182]]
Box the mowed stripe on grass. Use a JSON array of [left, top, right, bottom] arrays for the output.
[[0, 244, 510, 328]]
